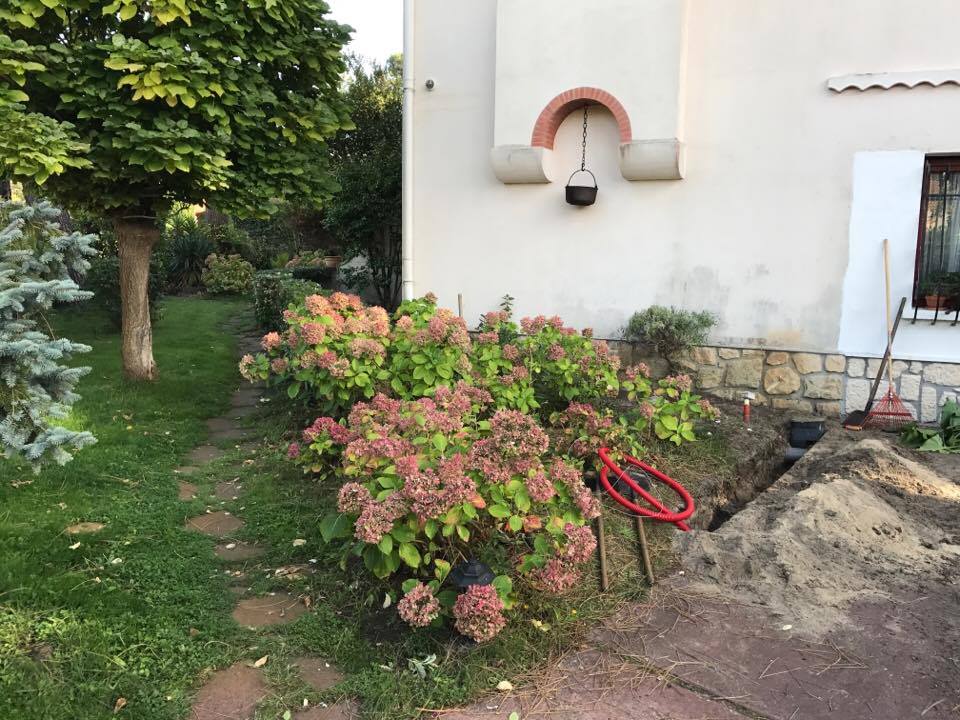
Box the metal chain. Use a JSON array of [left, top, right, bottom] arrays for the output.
[[580, 104, 589, 172]]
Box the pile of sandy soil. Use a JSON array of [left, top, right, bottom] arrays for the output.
[[678, 434, 960, 637]]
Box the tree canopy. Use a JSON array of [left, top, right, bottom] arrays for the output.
[[325, 55, 402, 309], [0, 0, 353, 217]]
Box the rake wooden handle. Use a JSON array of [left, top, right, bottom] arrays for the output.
[[883, 239, 894, 386]]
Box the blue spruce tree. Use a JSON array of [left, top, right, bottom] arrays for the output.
[[0, 200, 98, 467]]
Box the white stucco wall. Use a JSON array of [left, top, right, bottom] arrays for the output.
[[412, 0, 960, 361]]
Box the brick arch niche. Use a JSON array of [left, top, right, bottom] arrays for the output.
[[531, 87, 633, 150], [490, 86, 684, 185]]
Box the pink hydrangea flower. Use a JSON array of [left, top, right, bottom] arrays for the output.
[[270, 358, 289, 373], [261, 332, 281, 350], [304, 294, 331, 315], [476, 331, 498, 345], [664, 374, 693, 393], [698, 398, 720, 419], [302, 322, 325, 345], [582, 328, 594, 338], [525, 471, 556, 503], [531, 558, 581, 594], [638, 402, 655, 419], [397, 582, 441, 627], [624, 363, 651, 381], [452, 584, 507, 643], [502, 344, 519, 361], [287, 442, 301, 459], [337, 482, 371, 514], [562, 523, 598, 564], [547, 344, 566, 361]]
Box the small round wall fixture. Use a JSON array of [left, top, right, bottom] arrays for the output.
[[565, 104, 598, 206]]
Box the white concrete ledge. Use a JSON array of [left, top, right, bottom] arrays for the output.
[[491, 138, 685, 184], [490, 145, 552, 184], [619, 138, 685, 180], [827, 69, 960, 92]]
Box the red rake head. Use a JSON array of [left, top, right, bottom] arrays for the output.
[[864, 385, 914, 430]]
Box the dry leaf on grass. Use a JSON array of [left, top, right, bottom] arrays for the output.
[[253, 655, 268, 668]]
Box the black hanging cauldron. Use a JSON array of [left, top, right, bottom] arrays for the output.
[[565, 169, 598, 206], [566, 104, 598, 207]]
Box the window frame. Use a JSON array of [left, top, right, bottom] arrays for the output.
[[914, 154, 960, 308]]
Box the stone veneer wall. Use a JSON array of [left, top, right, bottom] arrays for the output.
[[607, 341, 960, 421]]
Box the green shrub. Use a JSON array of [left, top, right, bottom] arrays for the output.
[[165, 216, 213, 291], [85, 254, 165, 328], [252, 270, 324, 330], [209, 223, 256, 263], [622, 305, 717, 360], [201, 254, 255, 295]]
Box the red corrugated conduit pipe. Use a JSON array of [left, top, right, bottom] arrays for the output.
[[597, 447, 695, 531]]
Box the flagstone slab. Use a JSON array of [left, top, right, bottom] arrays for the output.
[[185, 511, 244, 537], [292, 656, 345, 692], [190, 663, 266, 720], [188, 445, 224, 465], [296, 702, 359, 720], [215, 541, 266, 561], [214, 480, 243, 501], [232, 592, 307, 627], [65, 522, 105, 534], [178, 481, 198, 500]]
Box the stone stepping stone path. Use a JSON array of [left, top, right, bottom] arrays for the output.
[[232, 592, 307, 627], [214, 541, 266, 561], [180, 319, 357, 718], [189, 662, 266, 720], [185, 510, 244, 537]]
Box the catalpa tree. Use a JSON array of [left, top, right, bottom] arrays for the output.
[[0, 0, 352, 379]]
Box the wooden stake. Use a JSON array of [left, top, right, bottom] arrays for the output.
[[457, 293, 463, 319], [635, 515, 655, 585], [594, 488, 609, 592]]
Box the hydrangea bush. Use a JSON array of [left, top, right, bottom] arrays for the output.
[[240, 292, 392, 415], [295, 385, 600, 640], [241, 292, 619, 421], [243, 292, 720, 642]]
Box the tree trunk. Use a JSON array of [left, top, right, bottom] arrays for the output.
[[114, 217, 160, 381]]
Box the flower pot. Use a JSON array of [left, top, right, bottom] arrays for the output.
[[565, 170, 598, 207], [322, 255, 342, 269], [923, 294, 949, 310]]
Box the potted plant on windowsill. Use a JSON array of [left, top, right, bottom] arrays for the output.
[[919, 273, 952, 310]]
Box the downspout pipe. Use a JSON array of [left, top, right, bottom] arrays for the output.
[[401, 0, 415, 301]]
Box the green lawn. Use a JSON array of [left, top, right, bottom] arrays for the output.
[[0, 296, 728, 720], [0, 297, 246, 719]]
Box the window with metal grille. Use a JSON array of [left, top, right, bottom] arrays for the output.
[[915, 156, 960, 309]]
